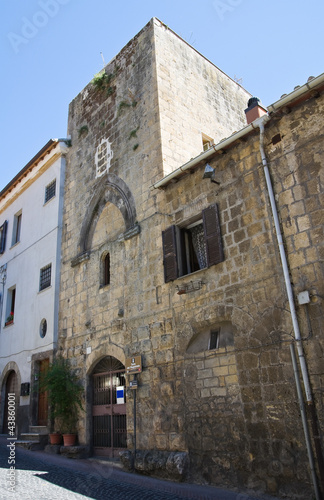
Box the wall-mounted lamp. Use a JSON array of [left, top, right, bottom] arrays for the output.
[[202, 164, 220, 184]]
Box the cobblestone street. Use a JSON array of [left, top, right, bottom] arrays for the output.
[[0, 437, 281, 500]]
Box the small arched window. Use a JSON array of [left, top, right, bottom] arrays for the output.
[[101, 253, 110, 287]]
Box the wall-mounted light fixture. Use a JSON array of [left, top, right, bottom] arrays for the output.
[[202, 164, 220, 184]]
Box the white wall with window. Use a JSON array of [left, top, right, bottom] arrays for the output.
[[0, 140, 68, 423]]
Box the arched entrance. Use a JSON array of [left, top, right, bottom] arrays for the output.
[[3, 371, 18, 435], [92, 356, 127, 457]]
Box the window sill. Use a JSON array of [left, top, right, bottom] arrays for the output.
[[43, 196, 56, 206], [176, 267, 207, 282], [10, 241, 20, 249], [4, 321, 14, 327], [38, 285, 52, 294]]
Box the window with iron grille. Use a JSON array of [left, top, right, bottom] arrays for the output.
[[39, 264, 52, 291], [45, 180, 56, 203]]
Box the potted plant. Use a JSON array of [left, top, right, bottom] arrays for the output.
[[49, 432, 62, 445], [40, 356, 84, 446], [5, 312, 14, 326]]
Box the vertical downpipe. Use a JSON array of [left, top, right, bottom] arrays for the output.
[[290, 344, 321, 500], [256, 117, 323, 499]]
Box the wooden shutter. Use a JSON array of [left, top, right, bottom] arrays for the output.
[[0, 221, 8, 254], [162, 225, 179, 283], [203, 204, 224, 267]]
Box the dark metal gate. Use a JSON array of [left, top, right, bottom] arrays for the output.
[[92, 357, 127, 457]]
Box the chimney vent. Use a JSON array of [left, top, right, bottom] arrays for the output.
[[245, 97, 268, 124]]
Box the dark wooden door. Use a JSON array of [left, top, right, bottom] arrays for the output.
[[3, 371, 18, 435], [38, 359, 49, 426]]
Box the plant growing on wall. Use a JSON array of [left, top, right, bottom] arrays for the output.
[[92, 68, 117, 96], [128, 127, 139, 140], [78, 125, 88, 138]]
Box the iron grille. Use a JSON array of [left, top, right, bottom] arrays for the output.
[[39, 264, 51, 291], [45, 180, 56, 203]]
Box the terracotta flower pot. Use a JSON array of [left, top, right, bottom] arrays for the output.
[[49, 433, 62, 445], [63, 434, 77, 446]]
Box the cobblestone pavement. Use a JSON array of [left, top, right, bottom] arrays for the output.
[[0, 437, 281, 500]]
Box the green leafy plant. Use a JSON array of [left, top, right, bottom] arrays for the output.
[[118, 100, 131, 114], [128, 127, 139, 140], [92, 70, 116, 96], [78, 125, 88, 138], [40, 357, 84, 434]]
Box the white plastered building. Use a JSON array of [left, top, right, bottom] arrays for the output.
[[0, 139, 68, 437]]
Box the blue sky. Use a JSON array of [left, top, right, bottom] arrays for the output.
[[1, 0, 323, 191]]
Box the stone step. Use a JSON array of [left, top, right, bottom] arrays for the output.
[[29, 426, 49, 435], [17, 431, 49, 451], [21, 433, 45, 442], [20, 433, 41, 442], [16, 440, 43, 451]]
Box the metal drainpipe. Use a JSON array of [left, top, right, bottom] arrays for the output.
[[254, 116, 324, 499], [290, 343, 321, 500], [254, 116, 313, 401]]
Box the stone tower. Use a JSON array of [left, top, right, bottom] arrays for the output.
[[58, 14, 251, 475]]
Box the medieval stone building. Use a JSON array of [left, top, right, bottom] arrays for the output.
[[57, 18, 324, 500]]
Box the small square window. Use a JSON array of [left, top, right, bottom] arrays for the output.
[[39, 264, 52, 291], [45, 180, 56, 203]]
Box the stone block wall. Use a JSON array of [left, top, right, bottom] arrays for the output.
[[57, 17, 323, 500], [153, 19, 251, 175]]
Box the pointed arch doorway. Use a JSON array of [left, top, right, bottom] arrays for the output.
[[92, 356, 127, 457]]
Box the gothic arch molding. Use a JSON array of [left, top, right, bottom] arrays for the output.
[[76, 174, 139, 259], [86, 344, 126, 376]]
